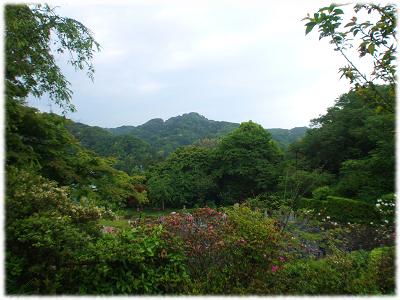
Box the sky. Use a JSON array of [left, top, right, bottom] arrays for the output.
[[27, 0, 358, 129]]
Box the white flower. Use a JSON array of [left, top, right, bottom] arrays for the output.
[[377, 199, 382, 203], [370, 222, 374, 225], [384, 220, 389, 223], [376, 203, 381, 207], [326, 216, 330, 219]]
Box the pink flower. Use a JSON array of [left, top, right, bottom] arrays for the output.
[[279, 256, 285, 262], [271, 265, 278, 273]]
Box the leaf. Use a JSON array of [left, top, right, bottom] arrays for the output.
[[345, 22, 355, 28], [305, 22, 317, 35], [368, 43, 375, 54], [333, 8, 344, 15]]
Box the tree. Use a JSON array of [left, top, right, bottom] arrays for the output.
[[213, 121, 283, 204], [147, 146, 216, 209], [292, 86, 394, 201], [5, 4, 100, 111], [303, 3, 397, 112]]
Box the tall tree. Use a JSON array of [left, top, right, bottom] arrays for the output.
[[214, 121, 283, 204]]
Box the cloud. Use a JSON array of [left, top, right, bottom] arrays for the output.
[[135, 81, 168, 94], [28, 0, 357, 129]]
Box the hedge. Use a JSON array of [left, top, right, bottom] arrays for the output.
[[298, 196, 379, 224]]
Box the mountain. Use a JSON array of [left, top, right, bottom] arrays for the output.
[[105, 112, 239, 156], [268, 127, 308, 147], [67, 112, 308, 173]]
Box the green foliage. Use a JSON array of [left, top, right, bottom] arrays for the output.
[[244, 193, 286, 212], [107, 112, 240, 157], [303, 3, 396, 111], [312, 186, 332, 200], [163, 206, 286, 294], [293, 86, 394, 201], [267, 127, 308, 148], [273, 247, 394, 295], [6, 168, 101, 294], [298, 196, 379, 224], [214, 121, 283, 204], [5, 4, 99, 111], [72, 225, 191, 294], [6, 168, 189, 294], [147, 146, 216, 208], [67, 121, 158, 174]]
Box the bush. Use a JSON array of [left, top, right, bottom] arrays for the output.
[[312, 186, 332, 200], [163, 206, 287, 294], [244, 193, 286, 212], [72, 225, 191, 295], [272, 247, 394, 295], [6, 168, 102, 294], [298, 196, 379, 224]]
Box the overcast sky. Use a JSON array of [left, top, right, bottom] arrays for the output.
[[28, 0, 357, 129]]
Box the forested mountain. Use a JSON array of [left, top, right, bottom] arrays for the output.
[[106, 112, 307, 151], [105, 112, 239, 156], [66, 121, 158, 174], [267, 127, 308, 147], [66, 112, 308, 173]]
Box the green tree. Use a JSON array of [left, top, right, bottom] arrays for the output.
[[214, 121, 283, 204], [5, 4, 99, 111], [147, 146, 216, 209], [292, 86, 394, 201]]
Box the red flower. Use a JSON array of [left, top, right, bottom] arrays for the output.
[[271, 265, 278, 273]]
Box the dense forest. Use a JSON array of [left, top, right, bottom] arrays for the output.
[[5, 3, 396, 295]]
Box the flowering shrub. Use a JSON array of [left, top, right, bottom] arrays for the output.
[[163, 205, 288, 294]]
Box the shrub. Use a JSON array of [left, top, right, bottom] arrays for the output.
[[163, 206, 287, 294], [71, 225, 191, 295], [312, 186, 332, 200], [272, 247, 394, 295], [6, 168, 102, 294], [244, 193, 286, 212], [298, 196, 379, 224]]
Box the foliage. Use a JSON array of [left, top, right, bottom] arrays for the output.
[[244, 193, 286, 212], [272, 247, 394, 295], [214, 121, 283, 204], [292, 86, 394, 201], [6, 168, 190, 294], [107, 112, 240, 157], [147, 146, 216, 209], [163, 206, 286, 294], [267, 127, 308, 148], [6, 168, 101, 294], [5, 4, 99, 112], [303, 3, 396, 111], [298, 196, 379, 224], [67, 121, 158, 174], [72, 225, 191, 295], [312, 186, 332, 200]]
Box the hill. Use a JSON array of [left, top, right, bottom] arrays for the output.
[[66, 112, 308, 173]]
